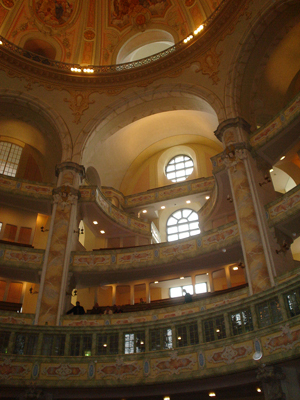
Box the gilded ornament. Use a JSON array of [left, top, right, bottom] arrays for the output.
[[64, 91, 95, 124], [84, 30, 95, 40], [2, 0, 14, 8]]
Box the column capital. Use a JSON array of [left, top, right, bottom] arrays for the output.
[[52, 185, 81, 202], [215, 117, 251, 142], [55, 161, 85, 178]]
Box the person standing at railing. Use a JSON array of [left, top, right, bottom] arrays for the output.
[[66, 301, 85, 315]]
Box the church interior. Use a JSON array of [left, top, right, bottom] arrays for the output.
[[0, 0, 300, 399]]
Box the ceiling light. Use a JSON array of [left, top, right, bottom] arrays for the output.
[[93, 221, 98, 225], [269, 168, 273, 172], [161, 206, 166, 209], [71, 67, 81, 72], [178, 336, 181, 340], [0, 40, 3, 45], [186, 200, 191, 204], [194, 24, 204, 35], [209, 393, 216, 397], [216, 329, 220, 333], [206, 273, 209, 275], [222, 248, 226, 253], [164, 397, 170, 400], [142, 209, 147, 213], [140, 341, 144, 345], [280, 156, 285, 160], [233, 266, 238, 270], [180, 276, 184, 279], [205, 196, 210, 200], [257, 388, 262, 393], [103, 343, 107, 347], [154, 281, 159, 284], [100, 230, 105, 234], [83, 68, 94, 73]]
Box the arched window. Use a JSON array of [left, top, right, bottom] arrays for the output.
[[165, 155, 194, 183], [166, 209, 200, 242], [0, 142, 22, 177]]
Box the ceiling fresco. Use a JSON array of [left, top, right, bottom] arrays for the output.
[[0, 0, 222, 65], [33, 0, 76, 27]]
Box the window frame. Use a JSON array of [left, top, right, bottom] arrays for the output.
[[41, 334, 66, 356], [69, 334, 93, 357], [0, 141, 23, 177], [166, 208, 200, 242], [203, 315, 226, 343], [256, 297, 283, 328], [165, 154, 194, 183], [176, 322, 199, 348], [230, 308, 254, 336], [97, 332, 119, 355], [285, 288, 300, 317], [124, 331, 145, 354], [149, 327, 173, 352]]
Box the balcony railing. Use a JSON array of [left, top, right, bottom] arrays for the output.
[[0, 274, 300, 386]]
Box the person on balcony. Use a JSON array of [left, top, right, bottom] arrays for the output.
[[183, 289, 192, 303], [103, 306, 113, 315], [66, 301, 85, 315]]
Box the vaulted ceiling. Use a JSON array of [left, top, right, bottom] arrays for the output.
[[0, 0, 222, 65]]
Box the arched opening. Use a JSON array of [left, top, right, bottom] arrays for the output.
[[116, 30, 175, 64], [23, 39, 56, 60]]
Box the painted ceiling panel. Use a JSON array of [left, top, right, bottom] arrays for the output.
[[0, 0, 222, 65]]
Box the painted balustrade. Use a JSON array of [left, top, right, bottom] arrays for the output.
[[0, 273, 300, 386]]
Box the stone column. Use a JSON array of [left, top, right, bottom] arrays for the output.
[[35, 162, 85, 326], [225, 266, 232, 289], [145, 281, 150, 303], [256, 365, 287, 400], [215, 118, 274, 294], [130, 284, 135, 305], [111, 284, 117, 306]]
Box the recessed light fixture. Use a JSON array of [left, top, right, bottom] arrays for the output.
[[209, 392, 216, 397], [269, 168, 273, 172], [100, 230, 105, 234], [0, 40, 3, 45], [222, 248, 226, 253], [180, 276, 184, 280], [257, 388, 262, 393], [164, 397, 170, 400], [280, 156, 285, 160], [216, 329, 220, 333], [233, 266, 238, 270], [186, 200, 191, 204], [154, 281, 159, 284], [161, 206, 166, 209], [93, 221, 98, 225], [178, 336, 182, 340], [205, 196, 210, 200], [103, 343, 107, 347], [206, 273, 209, 275], [142, 209, 147, 213]]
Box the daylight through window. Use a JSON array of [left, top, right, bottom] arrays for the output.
[[167, 209, 200, 242], [0, 142, 22, 177], [165, 155, 194, 183]]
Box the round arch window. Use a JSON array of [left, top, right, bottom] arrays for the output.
[[165, 155, 194, 183], [167, 209, 200, 242]]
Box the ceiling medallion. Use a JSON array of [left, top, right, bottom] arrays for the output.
[[84, 30, 95, 41]]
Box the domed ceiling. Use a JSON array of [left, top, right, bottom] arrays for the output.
[[0, 0, 221, 65]]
